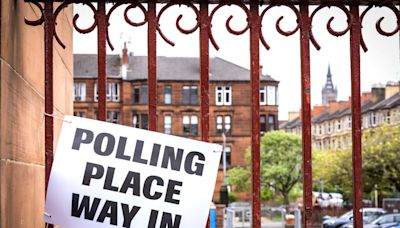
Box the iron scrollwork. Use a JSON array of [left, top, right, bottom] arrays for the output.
[[209, 3, 250, 50], [360, 2, 400, 52], [259, 2, 300, 50], [309, 3, 353, 50], [25, 2, 45, 26], [157, 2, 200, 46], [24, 1, 399, 51], [107, 1, 148, 50]]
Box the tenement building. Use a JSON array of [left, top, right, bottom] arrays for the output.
[[280, 82, 400, 151], [73, 44, 279, 201]]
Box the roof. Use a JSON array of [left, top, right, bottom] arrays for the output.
[[367, 92, 400, 111], [281, 92, 400, 130], [281, 116, 301, 129], [74, 54, 278, 82]]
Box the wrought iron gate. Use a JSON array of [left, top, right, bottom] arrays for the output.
[[24, 0, 400, 227]]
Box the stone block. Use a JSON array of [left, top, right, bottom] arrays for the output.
[[0, 61, 45, 165], [0, 159, 45, 228]]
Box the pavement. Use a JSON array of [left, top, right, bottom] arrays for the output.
[[232, 217, 284, 228]]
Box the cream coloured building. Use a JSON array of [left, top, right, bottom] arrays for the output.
[[280, 82, 400, 151]]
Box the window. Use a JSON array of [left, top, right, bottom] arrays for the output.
[[73, 111, 86, 118], [133, 114, 139, 128], [268, 114, 276, 131], [371, 112, 377, 126], [73, 82, 86, 101], [183, 86, 198, 105], [132, 113, 148, 129], [133, 87, 140, 104], [133, 85, 148, 104], [216, 86, 232, 105], [216, 115, 232, 135], [220, 146, 231, 167], [164, 86, 172, 104], [260, 86, 267, 105], [141, 114, 148, 130], [183, 115, 198, 136], [140, 85, 148, 104], [327, 122, 333, 133], [110, 83, 119, 102], [94, 82, 120, 102], [267, 86, 277, 105], [107, 111, 119, 124], [386, 111, 391, 124], [337, 120, 342, 132], [260, 115, 267, 133], [164, 115, 172, 134], [318, 125, 322, 135], [348, 117, 352, 129]]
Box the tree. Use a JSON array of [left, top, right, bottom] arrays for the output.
[[363, 125, 400, 193], [261, 131, 302, 211], [227, 131, 302, 210], [313, 124, 400, 200]]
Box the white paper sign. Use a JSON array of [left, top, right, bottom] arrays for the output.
[[45, 116, 222, 228]]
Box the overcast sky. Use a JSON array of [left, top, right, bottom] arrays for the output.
[[73, 4, 400, 120]]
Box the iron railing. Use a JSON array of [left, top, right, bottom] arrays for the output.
[[24, 0, 400, 227]]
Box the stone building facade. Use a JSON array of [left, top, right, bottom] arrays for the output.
[[73, 45, 280, 201], [281, 82, 400, 151], [1, 2, 73, 227]]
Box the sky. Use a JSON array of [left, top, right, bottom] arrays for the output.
[[73, 4, 400, 120]]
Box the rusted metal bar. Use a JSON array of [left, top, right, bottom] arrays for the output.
[[148, 0, 157, 131], [200, 3, 210, 227], [97, 1, 107, 121], [44, 0, 54, 194], [44, 2, 54, 228], [299, 1, 313, 227], [200, 1, 209, 142], [349, 2, 363, 228], [250, 0, 261, 227]]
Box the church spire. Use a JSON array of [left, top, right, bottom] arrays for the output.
[[322, 63, 338, 105], [327, 63, 331, 78], [325, 63, 333, 88]]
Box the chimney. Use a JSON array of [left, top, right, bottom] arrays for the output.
[[122, 42, 128, 65], [371, 84, 385, 102], [288, 111, 300, 121], [121, 42, 129, 79], [385, 81, 400, 99]]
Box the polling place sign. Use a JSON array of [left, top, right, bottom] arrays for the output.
[[44, 116, 222, 228]]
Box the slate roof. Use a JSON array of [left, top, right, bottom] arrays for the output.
[[281, 92, 400, 130], [74, 54, 277, 82], [367, 92, 400, 111]]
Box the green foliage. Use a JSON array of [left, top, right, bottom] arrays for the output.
[[227, 131, 302, 208], [228, 191, 238, 202], [260, 131, 302, 208], [313, 124, 400, 199], [363, 125, 400, 194], [226, 167, 251, 192]]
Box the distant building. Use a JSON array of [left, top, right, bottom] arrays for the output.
[[322, 65, 338, 105], [73, 44, 280, 201], [280, 82, 400, 151]]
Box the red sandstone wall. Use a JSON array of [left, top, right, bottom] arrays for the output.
[[1, 2, 73, 227]]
